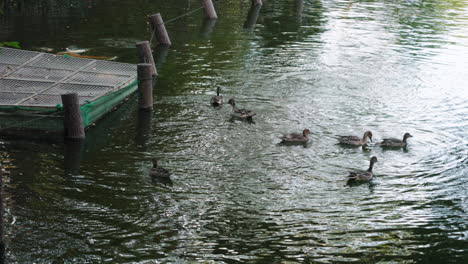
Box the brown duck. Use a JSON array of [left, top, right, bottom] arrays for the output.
[[149, 159, 171, 179], [380, 133, 413, 147], [227, 99, 256, 120], [210, 86, 224, 107], [348, 156, 378, 181], [338, 131, 373, 146], [280, 129, 311, 143]]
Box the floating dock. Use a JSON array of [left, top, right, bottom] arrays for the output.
[[0, 47, 137, 139]]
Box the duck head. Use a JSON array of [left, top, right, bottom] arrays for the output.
[[216, 86, 221, 96], [368, 156, 378, 172], [403, 133, 413, 141], [303, 129, 311, 136], [152, 159, 158, 168], [364, 131, 373, 142], [228, 99, 236, 107]]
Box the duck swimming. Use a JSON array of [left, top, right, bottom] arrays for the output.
[[348, 156, 378, 181], [210, 86, 224, 107], [338, 131, 373, 146], [380, 133, 413, 148], [227, 99, 256, 120], [280, 129, 311, 143], [149, 159, 171, 179]]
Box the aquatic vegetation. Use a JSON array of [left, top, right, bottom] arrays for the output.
[[0, 41, 20, 49]]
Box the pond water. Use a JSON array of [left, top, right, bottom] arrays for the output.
[[1, 0, 467, 263]]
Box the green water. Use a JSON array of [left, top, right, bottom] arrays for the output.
[[1, 0, 467, 263]]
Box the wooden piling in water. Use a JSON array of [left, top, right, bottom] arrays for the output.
[[252, 0, 263, 6], [148, 13, 172, 46], [136, 41, 157, 76], [61, 93, 85, 140], [137, 63, 153, 111], [202, 0, 218, 20]]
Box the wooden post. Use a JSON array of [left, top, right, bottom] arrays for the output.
[[148, 13, 172, 46], [137, 63, 153, 111], [202, 0, 218, 19], [136, 41, 157, 76], [252, 0, 263, 6], [61, 93, 85, 140], [244, 3, 262, 30]]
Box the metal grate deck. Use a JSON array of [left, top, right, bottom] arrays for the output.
[[0, 47, 137, 108]]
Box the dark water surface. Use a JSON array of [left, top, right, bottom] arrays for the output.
[[1, 0, 468, 263]]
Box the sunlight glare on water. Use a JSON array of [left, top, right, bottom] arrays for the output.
[[1, 0, 467, 263]]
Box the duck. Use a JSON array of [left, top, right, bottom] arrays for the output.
[[149, 159, 171, 179], [210, 86, 224, 107], [338, 131, 373, 146], [348, 156, 378, 181], [280, 129, 311, 143], [380, 133, 413, 147], [227, 99, 256, 120]]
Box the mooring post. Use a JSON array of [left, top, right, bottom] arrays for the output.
[[202, 0, 218, 20], [252, 0, 263, 6], [138, 63, 153, 111], [148, 13, 172, 46], [136, 41, 157, 76], [61, 93, 85, 140]]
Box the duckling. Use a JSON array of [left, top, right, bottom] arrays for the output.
[[210, 86, 224, 107], [227, 99, 256, 120], [348, 156, 378, 181], [280, 129, 311, 143], [380, 133, 413, 148], [338, 131, 373, 146], [149, 159, 171, 179]]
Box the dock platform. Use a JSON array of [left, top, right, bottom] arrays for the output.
[[0, 47, 137, 139]]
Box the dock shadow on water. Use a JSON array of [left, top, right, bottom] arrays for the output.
[[1, 0, 468, 263]]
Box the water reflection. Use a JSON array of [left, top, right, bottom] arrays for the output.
[[135, 110, 152, 149], [1, 0, 468, 263], [0, 162, 4, 264], [63, 139, 84, 176], [243, 4, 262, 30], [200, 18, 217, 38]]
